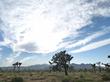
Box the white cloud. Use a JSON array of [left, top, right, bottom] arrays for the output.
[[0, 54, 1, 59], [20, 56, 36, 66], [71, 39, 110, 53], [0, 0, 110, 53], [0, 0, 93, 53], [19, 55, 49, 66], [66, 29, 110, 49], [20, 57, 32, 62], [0, 48, 2, 51], [5, 52, 21, 65], [94, 0, 110, 16], [0, 0, 110, 66]]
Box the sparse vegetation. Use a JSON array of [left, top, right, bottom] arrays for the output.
[[0, 52, 109, 82], [62, 78, 71, 82], [11, 77, 24, 82], [0, 71, 109, 82], [101, 74, 110, 81]]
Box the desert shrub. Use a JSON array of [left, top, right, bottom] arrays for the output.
[[51, 78, 56, 82], [62, 78, 71, 82], [101, 74, 110, 81], [40, 71, 44, 76], [30, 73, 33, 76], [0, 73, 3, 76], [75, 79, 93, 82], [79, 74, 84, 78], [11, 77, 24, 82]]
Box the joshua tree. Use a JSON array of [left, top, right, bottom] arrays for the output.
[[49, 61, 61, 72], [49, 50, 73, 75], [91, 64, 96, 72], [96, 62, 101, 72], [13, 63, 16, 71], [102, 63, 110, 71], [13, 62, 22, 72], [108, 55, 110, 58], [18, 62, 22, 71]]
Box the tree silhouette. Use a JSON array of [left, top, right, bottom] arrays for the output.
[[96, 62, 101, 72], [49, 50, 73, 75], [102, 63, 110, 71], [18, 62, 22, 71], [91, 64, 96, 72], [108, 55, 110, 58], [13, 62, 22, 72], [13, 63, 16, 71]]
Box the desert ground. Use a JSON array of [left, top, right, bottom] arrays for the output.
[[0, 71, 110, 82]]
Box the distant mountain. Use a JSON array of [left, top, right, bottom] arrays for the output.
[[26, 63, 92, 70], [0, 63, 93, 71], [27, 64, 50, 70], [71, 63, 92, 70]]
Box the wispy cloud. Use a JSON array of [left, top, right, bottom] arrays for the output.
[[0, 0, 110, 66], [20, 56, 36, 66], [20, 57, 32, 62], [71, 39, 110, 53], [94, 0, 110, 16], [0, 0, 93, 53], [0, 47, 2, 51], [0, 0, 110, 54], [66, 28, 110, 49], [5, 52, 21, 65]]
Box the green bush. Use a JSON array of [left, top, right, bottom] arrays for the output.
[[11, 77, 24, 82], [30, 73, 33, 76], [80, 74, 84, 78], [75, 79, 93, 82], [62, 78, 71, 82], [0, 73, 3, 76], [51, 78, 56, 82], [101, 74, 110, 81]]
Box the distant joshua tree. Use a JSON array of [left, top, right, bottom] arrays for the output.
[[13, 63, 16, 71], [102, 63, 110, 71], [18, 62, 22, 71], [91, 64, 96, 72], [49, 50, 73, 75], [96, 62, 101, 72], [13, 62, 22, 72]]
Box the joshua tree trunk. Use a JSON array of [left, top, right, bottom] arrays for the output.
[[97, 62, 101, 72], [64, 64, 68, 76], [18, 63, 22, 72], [93, 67, 96, 72], [13, 64, 16, 72], [18, 65, 20, 72], [91, 64, 96, 72], [99, 65, 101, 72]]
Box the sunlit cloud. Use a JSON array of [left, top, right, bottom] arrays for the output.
[[20, 56, 36, 66], [0, 0, 94, 53], [66, 29, 110, 49], [5, 52, 21, 65], [71, 38, 110, 53], [0, 48, 2, 51], [0, 0, 110, 66], [0, 0, 110, 54]]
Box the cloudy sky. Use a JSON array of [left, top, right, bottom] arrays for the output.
[[0, 0, 110, 66]]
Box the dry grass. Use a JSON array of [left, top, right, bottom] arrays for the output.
[[0, 71, 109, 82]]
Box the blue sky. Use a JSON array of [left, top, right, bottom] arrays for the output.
[[0, 0, 110, 66]]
